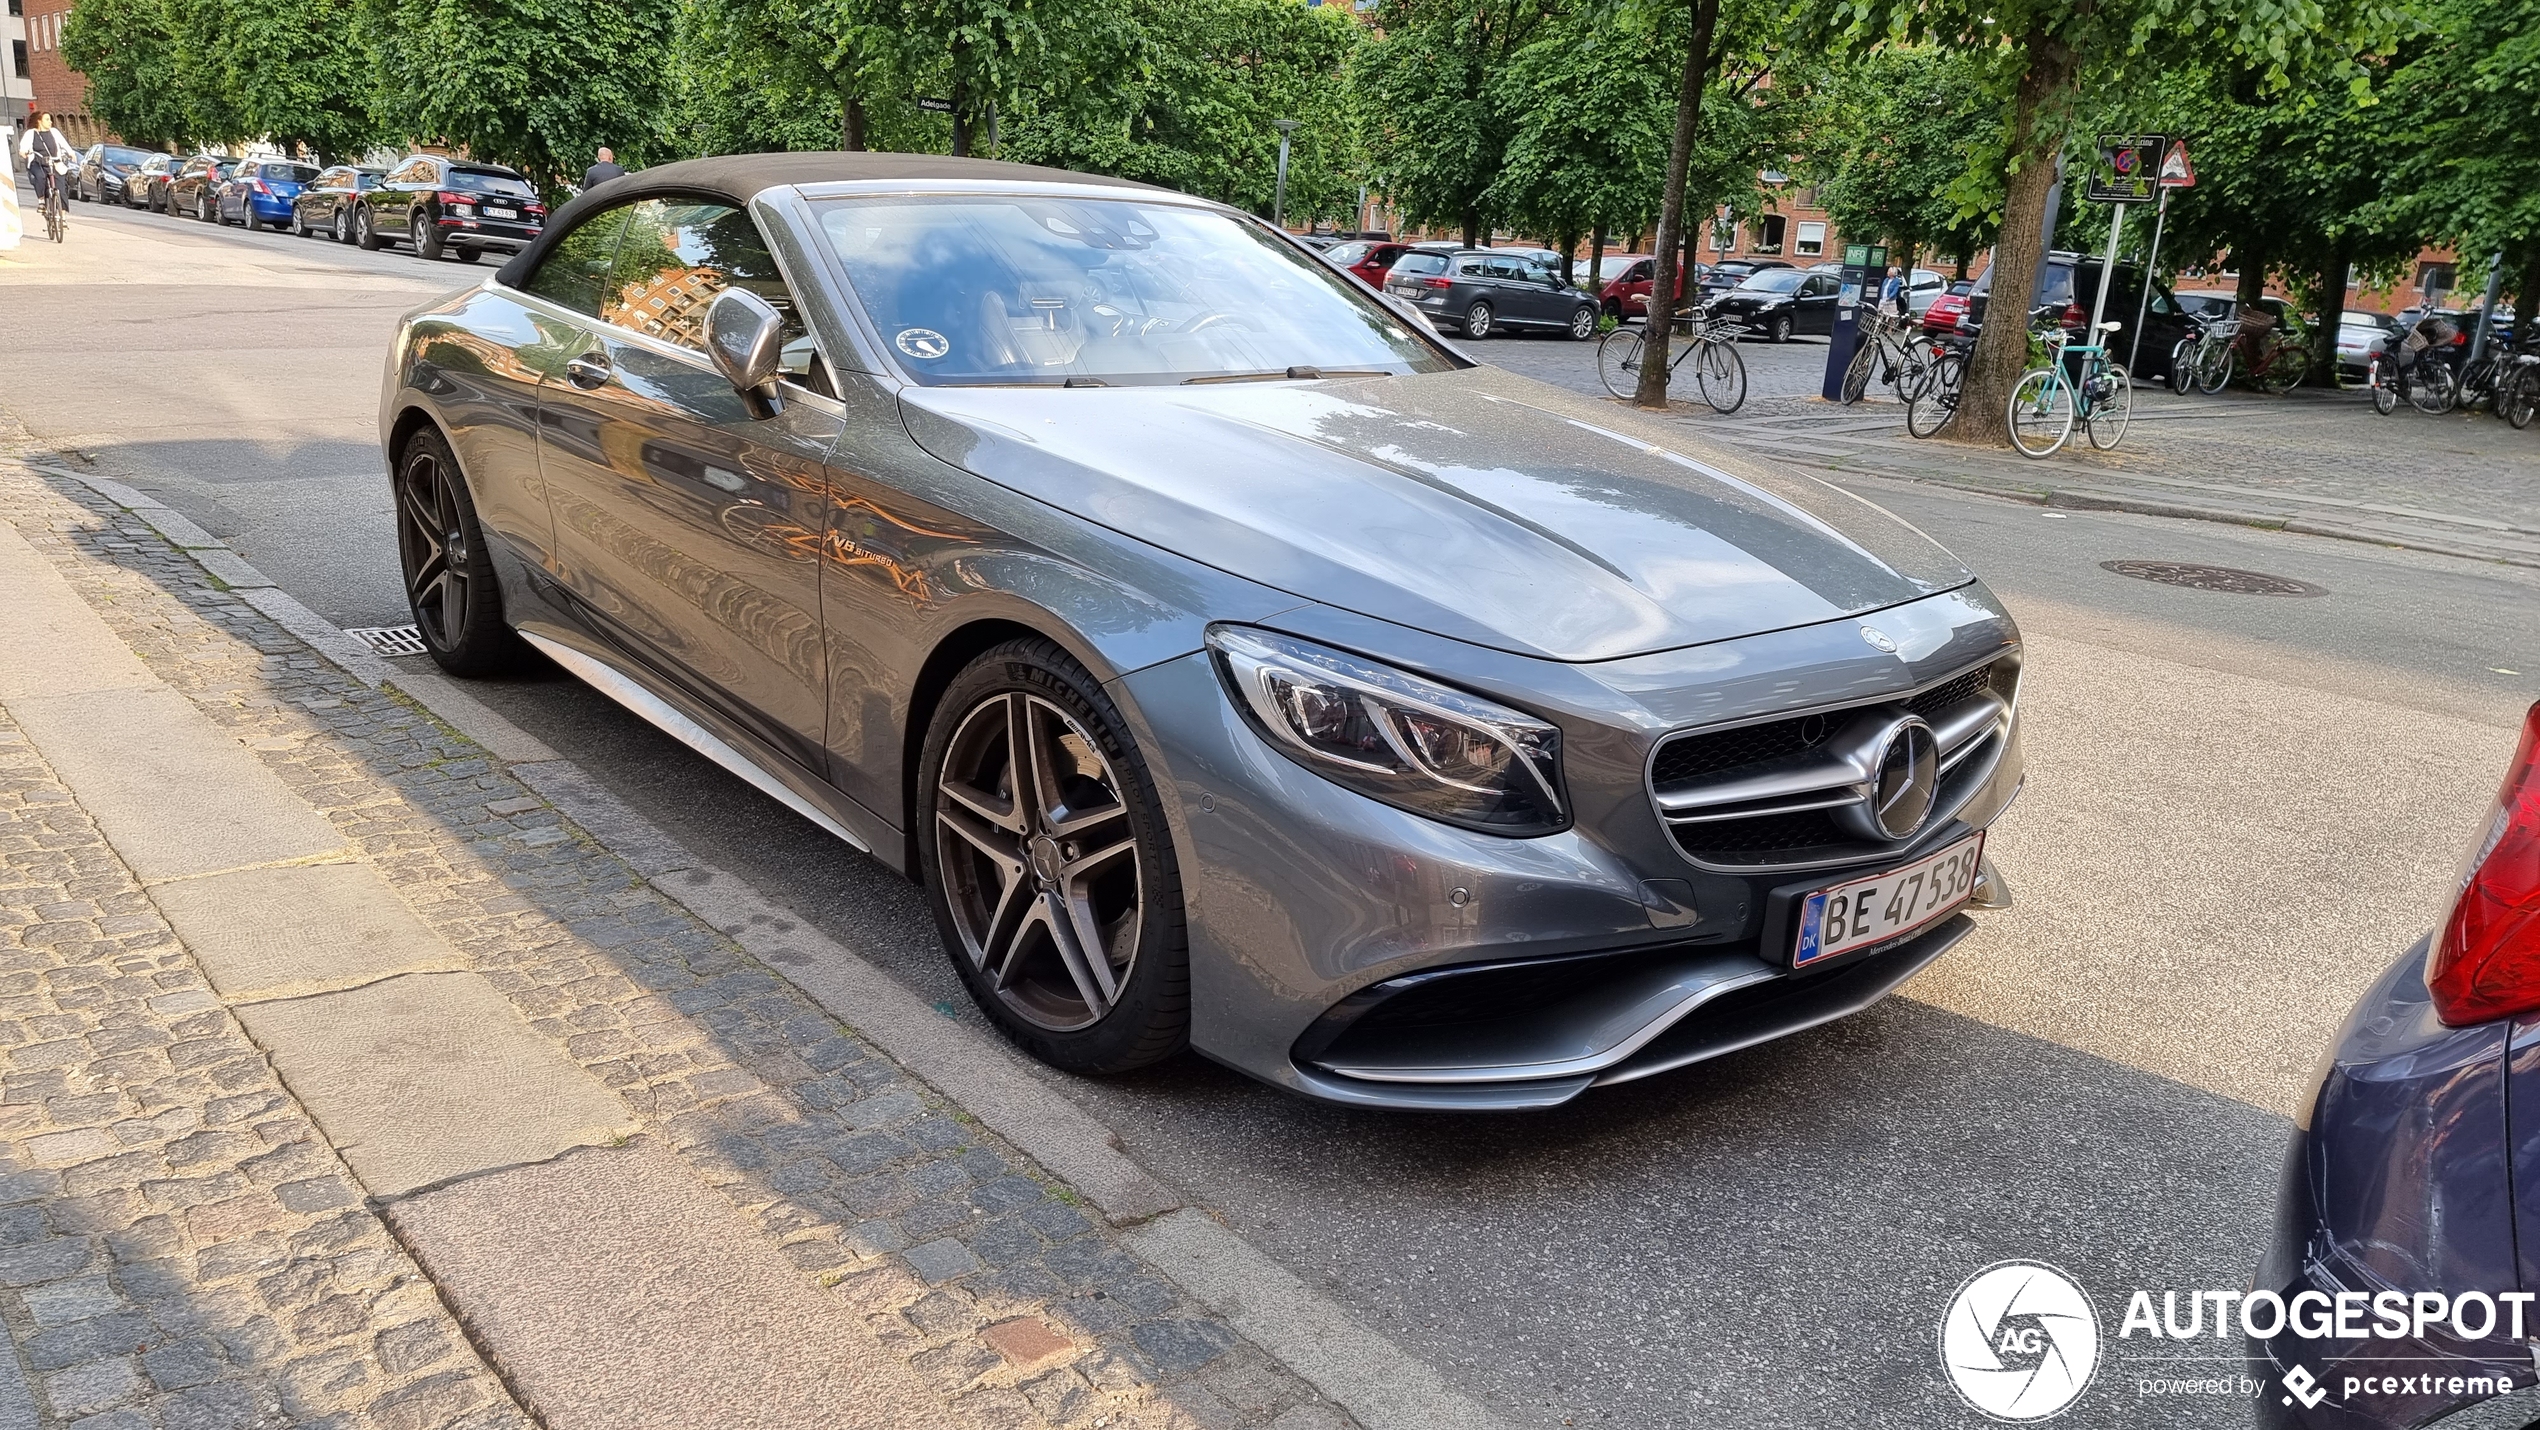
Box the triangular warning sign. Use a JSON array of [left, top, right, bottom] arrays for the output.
[[2159, 140, 2195, 187]]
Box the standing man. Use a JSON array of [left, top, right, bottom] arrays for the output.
[[583, 147, 626, 191]]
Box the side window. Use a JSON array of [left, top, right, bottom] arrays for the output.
[[1625, 260, 1652, 283], [599, 199, 822, 386], [522, 205, 633, 317]]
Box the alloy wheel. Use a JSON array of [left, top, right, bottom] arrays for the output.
[[1464, 303, 1492, 339], [395, 442, 472, 651], [934, 693, 1143, 1033]]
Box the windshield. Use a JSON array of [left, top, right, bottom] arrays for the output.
[[1323, 242, 1371, 266], [1392, 252, 1448, 277], [1739, 270, 1805, 294], [448, 168, 535, 198], [817, 195, 1454, 386]]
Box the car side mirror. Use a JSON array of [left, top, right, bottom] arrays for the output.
[[704, 288, 786, 419]]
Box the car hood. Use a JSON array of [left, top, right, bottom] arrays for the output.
[[896, 365, 1969, 662]]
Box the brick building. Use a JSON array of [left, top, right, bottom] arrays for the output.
[[19, 0, 98, 145], [6, 0, 34, 129]]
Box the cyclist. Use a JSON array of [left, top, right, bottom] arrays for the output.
[[19, 113, 76, 231]]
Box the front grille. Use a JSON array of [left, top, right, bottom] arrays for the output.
[[1650, 656, 2016, 871]]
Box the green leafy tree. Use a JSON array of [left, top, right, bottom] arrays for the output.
[[1804, 46, 1999, 276], [886, 0, 1135, 157], [217, 0, 385, 160], [363, 0, 679, 189], [1793, 0, 2411, 445], [998, 0, 1364, 221], [1354, 0, 1555, 249], [674, 0, 938, 156], [1487, 1, 1673, 280], [61, 0, 195, 148]]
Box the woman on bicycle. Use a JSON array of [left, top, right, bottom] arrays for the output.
[[19, 113, 75, 222]]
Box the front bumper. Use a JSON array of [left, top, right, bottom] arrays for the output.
[[1116, 587, 2024, 1109], [2248, 938, 2531, 1428]]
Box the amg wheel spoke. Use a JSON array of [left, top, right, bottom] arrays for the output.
[[937, 803, 1025, 871], [979, 874, 1034, 983], [1060, 832, 1135, 881], [1040, 890, 1114, 1013]]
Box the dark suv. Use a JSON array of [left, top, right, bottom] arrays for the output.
[[77, 145, 164, 205], [1967, 252, 2198, 383], [355, 154, 546, 262], [1383, 249, 1600, 340]]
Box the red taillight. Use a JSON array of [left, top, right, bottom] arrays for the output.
[[2063, 302, 2085, 326], [2429, 703, 2540, 1025], [252, 179, 270, 195], [1418, 277, 1451, 289], [438, 191, 466, 206]]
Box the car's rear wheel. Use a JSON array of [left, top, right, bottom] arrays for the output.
[[918, 639, 1188, 1074], [453, 246, 480, 264], [355, 204, 384, 251], [394, 426, 526, 676], [416, 213, 444, 260], [1566, 305, 1597, 341], [243, 204, 263, 232], [1463, 302, 1493, 339]]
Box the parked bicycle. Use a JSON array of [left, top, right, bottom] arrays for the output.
[[2499, 354, 2539, 431], [1904, 335, 1971, 438], [2368, 317, 2461, 416], [2173, 313, 2235, 395], [2008, 322, 2132, 457], [1840, 308, 1935, 405], [2232, 309, 2307, 394], [1598, 307, 1747, 414], [2456, 336, 2520, 414]]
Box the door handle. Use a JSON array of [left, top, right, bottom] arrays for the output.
[[564, 354, 612, 390]]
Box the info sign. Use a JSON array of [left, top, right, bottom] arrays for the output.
[[2086, 134, 2166, 204]]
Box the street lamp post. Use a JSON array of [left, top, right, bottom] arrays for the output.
[[1273, 119, 1300, 230]]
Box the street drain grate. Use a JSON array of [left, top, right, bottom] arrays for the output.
[[2099, 561, 2327, 597], [344, 624, 428, 656]]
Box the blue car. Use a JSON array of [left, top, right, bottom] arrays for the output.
[[2251, 701, 2540, 1427], [218, 159, 323, 232]]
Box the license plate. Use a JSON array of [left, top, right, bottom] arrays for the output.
[[485, 206, 517, 219], [1792, 832, 1984, 968]]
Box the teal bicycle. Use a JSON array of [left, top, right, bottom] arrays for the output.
[[2007, 320, 2132, 457]]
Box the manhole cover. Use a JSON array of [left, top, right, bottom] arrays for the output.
[[344, 624, 428, 656], [2098, 560, 2327, 597]]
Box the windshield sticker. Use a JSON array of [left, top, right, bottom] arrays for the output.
[[896, 328, 951, 360]]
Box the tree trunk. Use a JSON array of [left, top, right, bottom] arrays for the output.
[[1590, 226, 1608, 306], [1557, 226, 1578, 286], [2310, 243, 2349, 386], [2233, 243, 2267, 307], [1632, 0, 1721, 410], [2516, 241, 2540, 350], [1955, 248, 1971, 282], [1948, 27, 2077, 445], [950, 71, 971, 157], [842, 96, 866, 152], [1461, 207, 1481, 251]]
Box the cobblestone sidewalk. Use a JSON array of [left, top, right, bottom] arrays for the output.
[[0, 452, 1355, 1430]]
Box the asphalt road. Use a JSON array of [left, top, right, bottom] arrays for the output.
[[11, 196, 2540, 1428]]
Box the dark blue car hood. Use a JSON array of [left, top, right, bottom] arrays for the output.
[[898, 365, 1969, 662]]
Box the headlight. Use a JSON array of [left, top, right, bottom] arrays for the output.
[[1205, 626, 1567, 836]]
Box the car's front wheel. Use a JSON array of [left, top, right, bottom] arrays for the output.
[[394, 426, 526, 676], [416, 211, 444, 260], [1769, 313, 1793, 343], [1463, 302, 1493, 339], [355, 204, 384, 251], [918, 639, 1189, 1074], [1566, 305, 1598, 340]]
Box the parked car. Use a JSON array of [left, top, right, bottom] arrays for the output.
[[291, 165, 385, 242], [2249, 700, 2540, 1429], [77, 144, 163, 205], [1923, 289, 1973, 337], [384, 153, 2024, 1107], [1384, 248, 1601, 339], [1709, 267, 1843, 342], [215, 159, 321, 231], [168, 156, 237, 223], [356, 154, 546, 262], [1599, 258, 1711, 320], [128, 153, 187, 211], [1964, 253, 2201, 383], [1491, 245, 1565, 272], [2174, 289, 2240, 323], [2334, 309, 2399, 378], [1698, 258, 1791, 298], [1899, 268, 1949, 315], [1319, 239, 1412, 289]]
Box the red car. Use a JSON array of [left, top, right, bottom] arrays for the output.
[[1922, 289, 1973, 336], [1321, 239, 1412, 288], [1599, 258, 1723, 319]]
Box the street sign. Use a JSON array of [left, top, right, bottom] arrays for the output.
[[2086, 134, 2164, 204], [916, 97, 954, 113], [2158, 139, 2195, 188]]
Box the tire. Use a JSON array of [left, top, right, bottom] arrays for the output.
[[917, 639, 1189, 1075], [2195, 340, 2233, 395], [2007, 367, 2075, 458], [1597, 327, 1645, 399], [334, 207, 351, 244], [2504, 369, 2538, 431], [1566, 305, 1597, 341], [355, 204, 384, 251], [453, 247, 481, 264], [416, 211, 445, 260], [1695, 339, 1746, 414], [1461, 302, 1492, 339], [243, 204, 263, 232], [2370, 359, 2399, 415], [1840, 340, 1875, 404], [393, 426, 528, 677], [1905, 351, 1964, 438], [1768, 313, 1793, 344], [291, 207, 308, 237], [2167, 339, 2196, 394], [2085, 364, 2133, 449], [2409, 364, 2456, 416]]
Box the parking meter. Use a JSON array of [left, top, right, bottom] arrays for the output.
[[1821, 242, 1888, 401]]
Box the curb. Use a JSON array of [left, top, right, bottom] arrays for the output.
[[27, 459, 1514, 1430]]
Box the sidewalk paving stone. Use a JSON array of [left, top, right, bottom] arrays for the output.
[[0, 450, 1359, 1430]]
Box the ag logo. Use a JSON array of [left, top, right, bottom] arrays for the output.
[[1940, 1261, 2101, 1421], [895, 327, 951, 360]]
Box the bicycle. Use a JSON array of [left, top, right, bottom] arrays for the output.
[[1903, 335, 1971, 438], [2498, 354, 2539, 431], [2007, 322, 2132, 458], [2366, 344, 2457, 416], [2172, 314, 2235, 395], [2456, 336, 2519, 414], [39, 165, 71, 243], [2236, 317, 2307, 394], [1598, 306, 1747, 414], [1840, 307, 1934, 405]]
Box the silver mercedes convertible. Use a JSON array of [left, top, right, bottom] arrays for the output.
[[379, 153, 2024, 1110]]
